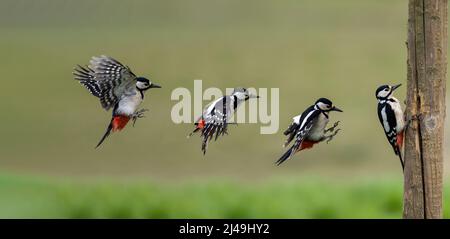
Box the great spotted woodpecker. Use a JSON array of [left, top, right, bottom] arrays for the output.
[[189, 88, 259, 155], [376, 84, 405, 171], [276, 98, 342, 166], [73, 55, 161, 148]]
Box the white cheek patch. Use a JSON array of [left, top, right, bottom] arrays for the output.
[[233, 92, 246, 100], [136, 82, 144, 88], [316, 102, 328, 110], [378, 90, 390, 98]]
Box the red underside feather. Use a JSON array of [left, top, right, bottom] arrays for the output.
[[397, 130, 404, 148], [197, 119, 205, 129], [112, 115, 130, 132], [296, 140, 318, 152]]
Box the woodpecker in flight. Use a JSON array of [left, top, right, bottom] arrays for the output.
[[376, 84, 406, 171], [73, 55, 161, 148], [276, 98, 342, 166], [189, 88, 259, 155]]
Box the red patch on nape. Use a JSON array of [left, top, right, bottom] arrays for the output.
[[297, 140, 318, 152], [112, 115, 130, 132], [397, 130, 404, 148], [196, 119, 205, 129]]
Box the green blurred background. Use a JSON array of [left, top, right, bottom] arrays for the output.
[[0, 0, 449, 218]]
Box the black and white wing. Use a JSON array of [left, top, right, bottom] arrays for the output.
[[282, 105, 316, 148], [73, 55, 137, 110], [73, 65, 102, 98], [200, 96, 233, 154], [276, 108, 320, 165], [377, 103, 400, 155], [283, 120, 300, 147]]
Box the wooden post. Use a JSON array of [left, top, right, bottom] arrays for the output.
[[404, 0, 447, 219]]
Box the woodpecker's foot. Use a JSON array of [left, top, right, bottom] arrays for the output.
[[325, 121, 340, 133], [323, 128, 341, 144], [132, 109, 149, 127], [405, 113, 422, 131], [406, 113, 422, 123]]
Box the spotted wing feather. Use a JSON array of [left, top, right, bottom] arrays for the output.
[[89, 56, 137, 110], [73, 65, 102, 98], [200, 96, 233, 154], [73, 55, 137, 111]]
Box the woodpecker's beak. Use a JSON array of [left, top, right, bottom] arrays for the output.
[[331, 106, 343, 112], [150, 83, 162, 89], [249, 94, 260, 99], [391, 84, 401, 91]]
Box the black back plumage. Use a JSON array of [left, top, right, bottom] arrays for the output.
[[277, 105, 321, 165], [377, 101, 399, 155], [377, 100, 404, 170]]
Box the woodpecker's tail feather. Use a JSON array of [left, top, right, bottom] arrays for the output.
[[394, 131, 405, 172], [200, 124, 215, 155], [396, 147, 405, 172], [201, 136, 208, 155], [96, 119, 113, 148], [276, 147, 293, 166], [283, 133, 296, 147], [283, 123, 297, 135]]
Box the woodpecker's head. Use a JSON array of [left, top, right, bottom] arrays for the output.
[[136, 77, 161, 91], [232, 87, 259, 101], [376, 84, 401, 100], [315, 98, 343, 112]]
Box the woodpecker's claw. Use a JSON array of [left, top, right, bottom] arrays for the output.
[[404, 113, 422, 132], [324, 128, 341, 144], [325, 121, 340, 133], [132, 109, 149, 127], [406, 113, 422, 123]]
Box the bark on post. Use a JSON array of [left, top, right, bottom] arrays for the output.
[[404, 0, 447, 219]]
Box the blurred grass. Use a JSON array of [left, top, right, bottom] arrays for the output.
[[0, 174, 449, 218]]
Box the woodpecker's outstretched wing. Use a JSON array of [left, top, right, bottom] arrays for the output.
[[276, 107, 320, 165], [73, 65, 102, 98], [73, 55, 137, 110]]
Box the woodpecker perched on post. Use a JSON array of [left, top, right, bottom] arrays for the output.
[[73, 55, 161, 148], [189, 88, 259, 155], [376, 84, 405, 171], [276, 98, 342, 166]]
